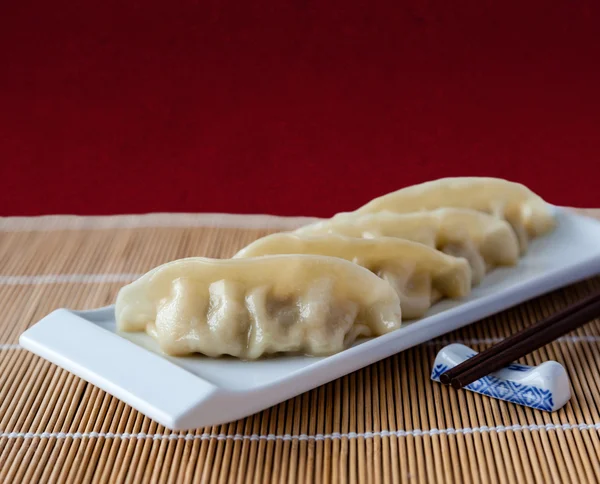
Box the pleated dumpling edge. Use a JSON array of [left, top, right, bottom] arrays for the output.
[[115, 255, 402, 359], [349, 177, 556, 250], [234, 233, 472, 319]]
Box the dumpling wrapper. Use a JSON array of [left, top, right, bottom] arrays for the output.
[[296, 208, 520, 285], [116, 255, 402, 359], [235, 233, 471, 319], [349, 177, 556, 252]]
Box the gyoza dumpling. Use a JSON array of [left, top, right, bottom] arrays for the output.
[[115, 255, 402, 359], [350, 177, 556, 252], [235, 233, 471, 319], [296, 208, 520, 285]]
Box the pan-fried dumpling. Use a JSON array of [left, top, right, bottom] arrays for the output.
[[350, 177, 556, 252], [116, 255, 402, 359], [296, 208, 520, 285], [234, 233, 471, 319]]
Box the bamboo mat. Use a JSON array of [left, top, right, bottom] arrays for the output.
[[1, 210, 600, 484]]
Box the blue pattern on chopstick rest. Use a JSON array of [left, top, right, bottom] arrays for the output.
[[430, 344, 570, 412], [465, 375, 554, 411], [431, 361, 554, 411], [505, 363, 531, 372]]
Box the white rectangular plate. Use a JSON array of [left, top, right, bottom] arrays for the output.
[[20, 208, 600, 430]]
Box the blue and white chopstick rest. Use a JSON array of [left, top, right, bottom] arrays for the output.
[[431, 344, 571, 412]]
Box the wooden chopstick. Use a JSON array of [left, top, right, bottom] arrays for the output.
[[439, 291, 600, 385], [440, 291, 600, 390]]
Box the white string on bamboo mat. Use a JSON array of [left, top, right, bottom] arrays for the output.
[[0, 208, 591, 233], [0, 213, 321, 232], [1, 422, 599, 442], [0, 274, 141, 285]]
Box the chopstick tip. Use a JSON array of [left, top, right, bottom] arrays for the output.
[[439, 372, 452, 385], [450, 377, 463, 390]]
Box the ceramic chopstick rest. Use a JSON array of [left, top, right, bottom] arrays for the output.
[[431, 343, 571, 412]]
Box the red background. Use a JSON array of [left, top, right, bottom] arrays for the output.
[[1, 1, 599, 217]]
